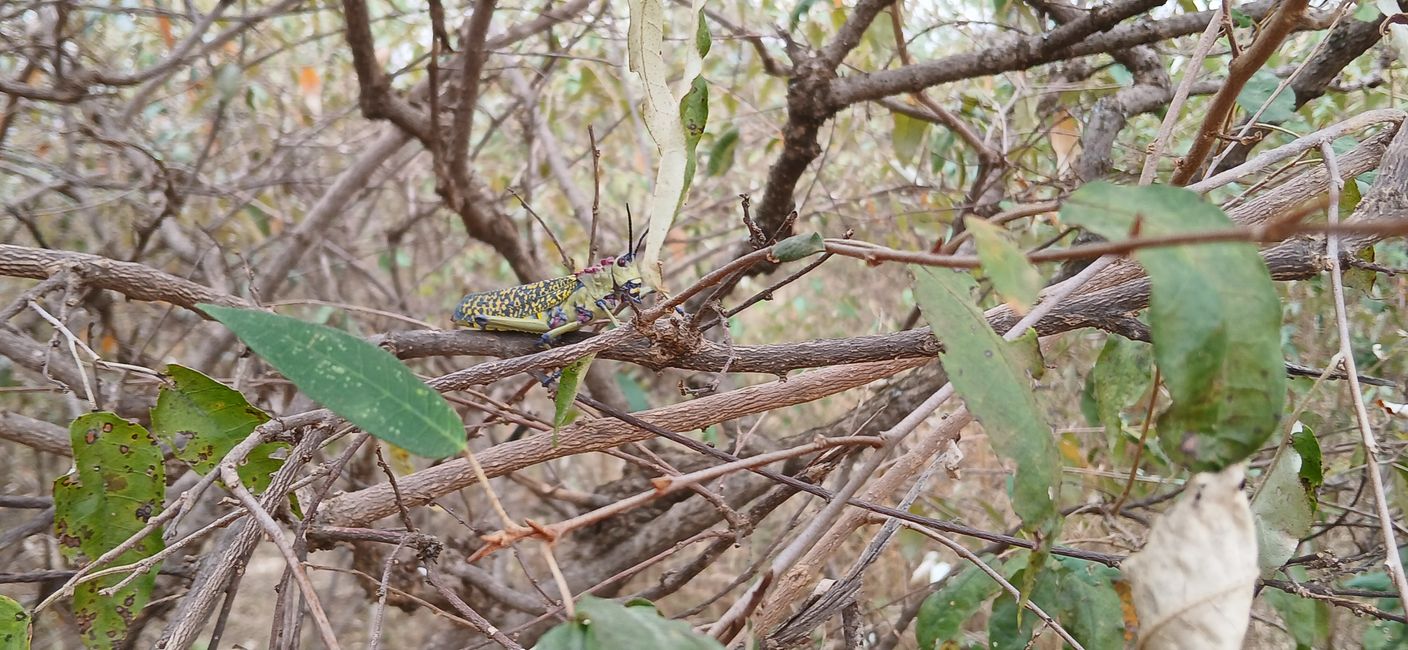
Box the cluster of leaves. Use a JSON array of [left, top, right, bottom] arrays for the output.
[[32, 364, 287, 647], [905, 182, 1334, 648], [917, 554, 1124, 649]]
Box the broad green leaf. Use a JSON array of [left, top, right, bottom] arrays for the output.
[[1061, 183, 1286, 471], [199, 305, 465, 458], [1090, 336, 1153, 448], [151, 364, 286, 494], [706, 128, 739, 177], [536, 596, 724, 650], [53, 413, 165, 648], [1264, 568, 1331, 650], [1236, 70, 1297, 123], [555, 353, 597, 437], [772, 232, 825, 262], [891, 111, 930, 165], [915, 564, 1001, 648], [911, 266, 1059, 533], [988, 567, 1060, 650], [1052, 557, 1125, 650], [0, 595, 30, 649], [964, 217, 1040, 313], [1252, 425, 1322, 576]]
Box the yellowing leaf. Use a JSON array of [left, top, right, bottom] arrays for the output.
[[964, 217, 1040, 314], [1050, 110, 1081, 176]]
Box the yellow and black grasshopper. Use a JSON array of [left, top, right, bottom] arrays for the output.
[[452, 233, 654, 345]]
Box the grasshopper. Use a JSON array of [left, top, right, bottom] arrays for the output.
[[452, 234, 654, 345]]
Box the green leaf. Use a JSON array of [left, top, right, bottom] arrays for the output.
[[1236, 70, 1297, 123], [1355, 0, 1383, 21], [1090, 336, 1153, 448], [616, 373, 652, 411], [911, 266, 1060, 533], [1052, 557, 1125, 650], [1265, 569, 1331, 650], [1290, 425, 1323, 502], [1109, 64, 1133, 87], [199, 305, 466, 458], [772, 232, 825, 262], [964, 217, 1040, 312], [678, 76, 709, 201], [52, 413, 165, 649], [1061, 183, 1286, 471], [215, 63, 242, 102], [706, 128, 739, 177], [891, 110, 930, 166], [929, 128, 956, 175], [151, 364, 286, 494], [555, 353, 597, 438], [915, 565, 1001, 648], [1252, 426, 1322, 575], [988, 590, 1038, 650], [0, 595, 30, 649], [788, 0, 821, 31], [988, 566, 1060, 650], [693, 8, 711, 58], [536, 596, 724, 650]]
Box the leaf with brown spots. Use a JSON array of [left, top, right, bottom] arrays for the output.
[[150, 364, 286, 494], [51, 412, 164, 648], [0, 595, 31, 649]]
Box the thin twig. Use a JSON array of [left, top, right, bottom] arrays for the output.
[[1320, 141, 1408, 602], [587, 125, 602, 262], [219, 466, 343, 650], [1139, 4, 1224, 184], [540, 543, 575, 618], [1111, 367, 1161, 514]]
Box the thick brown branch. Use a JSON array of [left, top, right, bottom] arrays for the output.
[[447, 0, 498, 185], [828, 0, 1333, 106]]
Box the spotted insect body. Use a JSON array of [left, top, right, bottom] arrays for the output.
[[452, 253, 653, 343], [452, 275, 579, 329]]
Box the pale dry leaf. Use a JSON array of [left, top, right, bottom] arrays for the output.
[[936, 437, 963, 479], [1050, 110, 1082, 177], [1123, 464, 1257, 650]]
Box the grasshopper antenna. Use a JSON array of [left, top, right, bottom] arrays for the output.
[[624, 203, 635, 260], [509, 188, 574, 271]]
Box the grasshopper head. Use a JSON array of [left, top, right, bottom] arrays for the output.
[[603, 253, 651, 303]]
